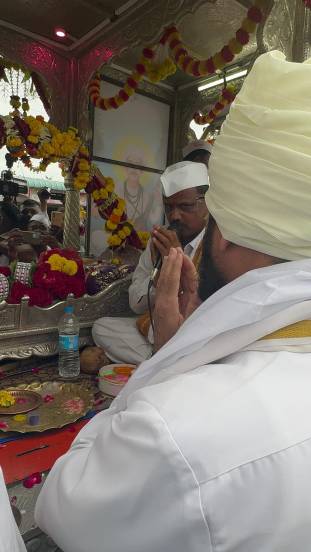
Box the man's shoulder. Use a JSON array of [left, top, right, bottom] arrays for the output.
[[131, 350, 311, 483]]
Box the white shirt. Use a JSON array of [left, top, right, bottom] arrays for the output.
[[129, 229, 205, 314], [35, 260, 311, 552], [0, 468, 26, 552]]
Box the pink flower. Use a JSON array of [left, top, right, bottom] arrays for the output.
[[23, 472, 42, 489], [16, 397, 27, 404], [43, 394, 54, 403], [63, 398, 84, 415], [0, 421, 8, 430], [31, 367, 40, 374]]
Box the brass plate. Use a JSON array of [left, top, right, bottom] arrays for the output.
[[0, 390, 41, 415], [0, 380, 94, 433]]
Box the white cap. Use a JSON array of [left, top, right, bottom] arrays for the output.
[[208, 50, 311, 261], [30, 213, 50, 229], [182, 140, 213, 159], [160, 161, 209, 198]]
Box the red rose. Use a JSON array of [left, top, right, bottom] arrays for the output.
[[0, 266, 11, 277], [28, 287, 53, 307], [8, 282, 31, 304], [69, 276, 86, 298]]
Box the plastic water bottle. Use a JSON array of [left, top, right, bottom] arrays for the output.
[[58, 306, 80, 378]]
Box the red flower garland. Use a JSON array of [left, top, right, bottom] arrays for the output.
[[162, 1, 264, 77], [7, 249, 86, 307], [194, 86, 236, 125], [89, 1, 265, 111], [33, 249, 86, 301]]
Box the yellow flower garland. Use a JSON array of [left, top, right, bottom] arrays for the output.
[[1, 113, 147, 251]]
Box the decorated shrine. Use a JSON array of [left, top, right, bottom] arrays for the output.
[[0, 1, 310, 550]]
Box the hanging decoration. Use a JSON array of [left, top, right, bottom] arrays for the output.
[[89, 0, 264, 112], [162, 3, 264, 77], [88, 48, 176, 111], [0, 58, 51, 113], [0, 112, 146, 251], [303, 0, 311, 9], [193, 85, 237, 125]]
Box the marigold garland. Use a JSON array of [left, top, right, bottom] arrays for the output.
[[0, 112, 146, 251], [89, 0, 265, 111], [162, 1, 264, 77], [84, 167, 145, 250], [193, 85, 236, 125], [88, 48, 176, 111]]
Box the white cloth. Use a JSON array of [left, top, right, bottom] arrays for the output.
[[36, 260, 311, 551], [92, 317, 152, 364], [182, 139, 213, 158], [208, 50, 311, 261], [92, 231, 204, 363], [30, 212, 50, 229], [0, 468, 26, 552], [161, 161, 209, 197]]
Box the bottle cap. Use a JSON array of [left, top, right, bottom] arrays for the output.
[[64, 306, 73, 314]]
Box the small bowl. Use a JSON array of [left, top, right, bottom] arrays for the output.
[[98, 364, 136, 397]]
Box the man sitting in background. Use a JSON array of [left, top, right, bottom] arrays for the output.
[[21, 188, 51, 229], [91, 161, 208, 368], [182, 138, 212, 166]]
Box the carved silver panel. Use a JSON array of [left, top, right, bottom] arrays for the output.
[[0, 277, 132, 360]]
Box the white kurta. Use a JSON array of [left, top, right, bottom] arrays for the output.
[[36, 260, 311, 552], [0, 468, 26, 552], [92, 231, 204, 364]]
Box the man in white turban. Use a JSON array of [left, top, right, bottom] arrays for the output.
[[36, 51, 311, 552], [91, 160, 208, 367]]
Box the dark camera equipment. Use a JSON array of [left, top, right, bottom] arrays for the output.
[[0, 171, 28, 196], [49, 189, 65, 201]]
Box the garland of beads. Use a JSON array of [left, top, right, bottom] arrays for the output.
[[12, 262, 34, 286], [0, 274, 9, 302], [161, 1, 264, 77], [193, 85, 236, 125]]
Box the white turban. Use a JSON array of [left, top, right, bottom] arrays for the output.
[[160, 161, 209, 198], [182, 139, 213, 159], [207, 50, 311, 261]]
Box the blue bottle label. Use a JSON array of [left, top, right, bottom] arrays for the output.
[[59, 335, 79, 352]]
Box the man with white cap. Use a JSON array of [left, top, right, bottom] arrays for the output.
[[91, 160, 208, 366], [182, 138, 213, 166], [35, 51, 311, 552]]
